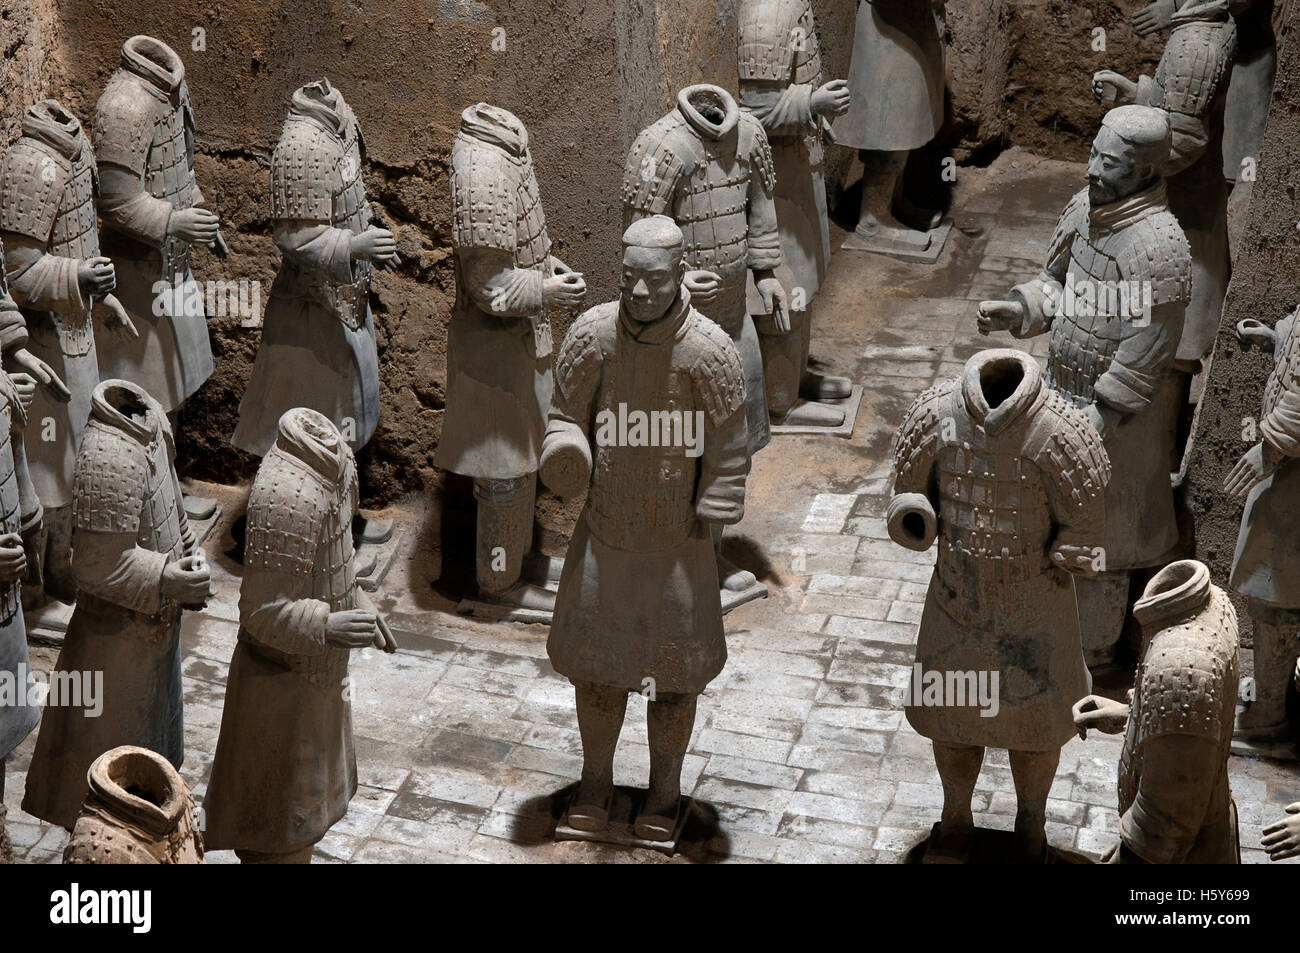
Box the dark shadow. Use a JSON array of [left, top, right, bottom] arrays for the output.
[[901, 824, 1095, 864], [724, 532, 779, 586]]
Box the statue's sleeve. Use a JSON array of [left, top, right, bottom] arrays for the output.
[[1092, 302, 1181, 418], [0, 251, 28, 353], [739, 81, 816, 138], [1260, 326, 1300, 457], [459, 246, 543, 320], [744, 118, 783, 272], [1009, 192, 1082, 337], [96, 163, 173, 249], [238, 569, 331, 655], [1, 231, 88, 315], [1119, 733, 1223, 863], [275, 222, 355, 286], [71, 529, 169, 616], [692, 327, 749, 524]]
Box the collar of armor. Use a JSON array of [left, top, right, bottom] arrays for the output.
[[20, 100, 84, 161], [459, 103, 528, 157], [120, 35, 185, 97], [289, 79, 352, 140], [1170, 0, 1232, 27], [90, 379, 162, 445], [274, 407, 354, 489], [959, 348, 1044, 436], [85, 745, 189, 839], [618, 285, 693, 345], [1089, 179, 1168, 233], [677, 84, 740, 142], [1133, 559, 1213, 628]]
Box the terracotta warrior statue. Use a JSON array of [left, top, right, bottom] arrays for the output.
[[542, 216, 749, 841], [0, 99, 136, 615], [1223, 306, 1300, 745], [831, 0, 947, 256], [434, 103, 585, 612], [93, 35, 225, 520], [205, 408, 396, 864], [890, 348, 1109, 863], [233, 81, 396, 545], [64, 745, 204, 864], [0, 294, 37, 861], [22, 379, 211, 829], [1074, 560, 1240, 863], [737, 0, 852, 427], [978, 106, 1191, 668], [1093, 1, 1236, 405], [623, 83, 782, 599]]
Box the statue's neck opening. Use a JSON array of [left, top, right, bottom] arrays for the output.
[[980, 360, 1025, 409]]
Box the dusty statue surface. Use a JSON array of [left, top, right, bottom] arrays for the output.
[[21, 379, 211, 830], [737, 0, 852, 426], [92, 35, 223, 414], [542, 216, 749, 843], [890, 347, 1110, 862], [63, 745, 204, 864], [434, 103, 584, 613], [1224, 306, 1300, 743], [979, 105, 1191, 667], [831, 0, 948, 253], [232, 80, 393, 459], [0, 98, 135, 608], [0, 288, 37, 860], [1074, 560, 1240, 863], [1094, 0, 1236, 372]]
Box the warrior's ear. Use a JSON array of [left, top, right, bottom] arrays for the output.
[[674, 255, 687, 285]]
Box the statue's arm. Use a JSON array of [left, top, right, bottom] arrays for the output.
[[96, 163, 173, 248], [739, 79, 815, 137], [459, 246, 543, 320], [1091, 301, 1181, 427], [1119, 733, 1223, 863], [238, 568, 331, 656], [0, 230, 87, 315], [696, 405, 749, 525], [71, 528, 170, 616], [275, 219, 356, 285]]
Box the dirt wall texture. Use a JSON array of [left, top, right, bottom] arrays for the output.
[[1185, 2, 1298, 642]]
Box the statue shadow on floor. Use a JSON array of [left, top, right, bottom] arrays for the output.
[[901, 824, 1094, 864], [506, 784, 732, 863], [722, 533, 777, 588]]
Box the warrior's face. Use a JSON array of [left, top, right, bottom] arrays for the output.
[[1087, 125, 1155, 206], [620, 243, 685, 325]]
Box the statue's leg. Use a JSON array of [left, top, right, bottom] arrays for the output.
[[19, 516, 48, 613], [1076, 570, 1131, 669], [638, 690, 698, 841], [570, 680, 628, 831], [41, 504, 76, 605], [1008, 747, 1061, 863], [927, 741, 982, 862], [1237, 601, 1300, 736], [473, 474, 554, 610], [798, 300, 851, 403], [857, 150, 933, 249], [760, 307, 845, 426], [166, 407, 218, 521]]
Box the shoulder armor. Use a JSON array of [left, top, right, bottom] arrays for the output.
[[892, 378, 958, 491], [622, 113, 694, 217], [737, 0, 809, 82], [1115, 210, 1192, 307], [1155, 21, 1238, 118], [270, 118, 338, 222], [554, 303, 615, 405], [739, 112, 777, 194], [1049, 189, 1089, 264], [244, 447, 333, 580], [450, 136, 521, 254], [1024, 389, 1112, 510], [1138, 589, 1238, 743], [72, 420, 147, 534], [685, 311, 747, 425], [0, 140, 68, 244], [92, 71, 163, 175]]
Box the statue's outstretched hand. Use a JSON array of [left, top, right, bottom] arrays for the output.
[[1072, 694, 1130, 739], [977, 300, 1023, 336], [1262, 803, 1300, 861]]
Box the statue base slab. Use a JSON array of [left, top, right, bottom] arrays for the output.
[[771, 385, 864, 437], [843, 220, 952, 264]]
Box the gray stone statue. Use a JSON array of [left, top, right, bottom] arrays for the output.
[[831, 0, 948, 258], [542, 216, 749, 842], [206, 408, 396, 864], [93, 35, 225, 520], [891, 347, 1110, 863], [1224, 307, 1300, 746], [434, 103, 585, 614], [0, 99, 136, 614], [1093, 0, 1237, 409], [623, 84, 781, 604], [978, 106, 1191, 669], [1074, 560, 1240, 863], [737, 0, 853, 427], [21, 378, 211, 830]]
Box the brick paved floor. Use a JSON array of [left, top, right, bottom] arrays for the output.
[[5, 149, 1299, 863]]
